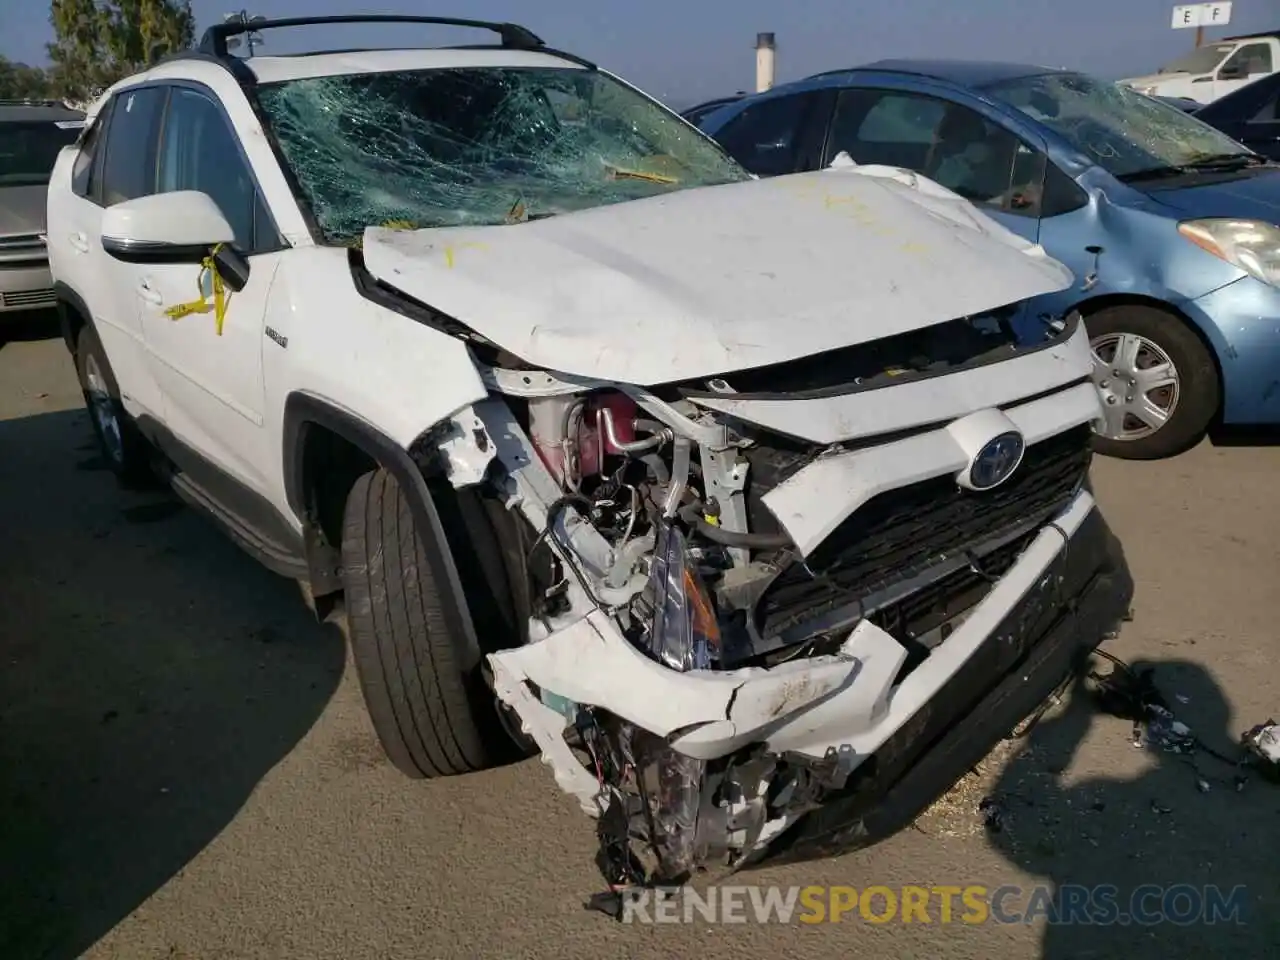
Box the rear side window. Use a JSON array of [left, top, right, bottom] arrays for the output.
[[1250, 89, 1280, 123], [855, 94, 947, 144], [1039, 161, 1088, 218], [98, 86, 167, 206], [714, 93, 815, 176], [827, 89, 1028, 211]]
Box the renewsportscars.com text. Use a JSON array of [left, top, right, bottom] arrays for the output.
[[620, 883, 1250, 926]]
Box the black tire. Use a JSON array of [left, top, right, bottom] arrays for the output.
[[73, 323, 156, 488], [340, 468, 524, 779], [1085, 306, 1219, 461]]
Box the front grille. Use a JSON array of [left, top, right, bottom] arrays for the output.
[[1, 288, 56, 308], [0, 233, 44, 251], [756, 424, 1092, 637], [869, 530, 1035, 644]]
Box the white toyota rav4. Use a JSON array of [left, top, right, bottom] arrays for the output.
[[47, 15, 1132, 892]]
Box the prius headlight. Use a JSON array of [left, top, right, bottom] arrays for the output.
[[1178, 218, 1280, 288]]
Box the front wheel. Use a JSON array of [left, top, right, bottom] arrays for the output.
[[74, 323, 156, 487], [340, 468, 523, 779], [1085, 306, 1220, 461]]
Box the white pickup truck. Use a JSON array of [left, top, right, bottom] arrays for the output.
[[1122, 31, 1279, 104]]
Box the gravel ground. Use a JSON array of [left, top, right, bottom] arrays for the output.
[[1, 315, 1277, 960]]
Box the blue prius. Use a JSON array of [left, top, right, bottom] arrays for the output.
[[697, 60, 1280, 460]]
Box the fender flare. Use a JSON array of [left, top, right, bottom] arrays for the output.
[[54, 281, 92, 354], [281, 393, 485, 662]]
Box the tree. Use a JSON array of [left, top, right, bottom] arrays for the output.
[[47, 0, 196, 102], [0, 56, 55, 100]]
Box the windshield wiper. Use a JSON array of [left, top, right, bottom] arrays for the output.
[[1117, 165, 1189, 183], [1119, 153, 1265, 183], [1182, 152, 1266, 171]]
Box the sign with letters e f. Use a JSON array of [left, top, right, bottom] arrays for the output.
[[1172, 2, 1233, 29]]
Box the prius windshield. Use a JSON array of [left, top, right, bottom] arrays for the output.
[[988, 72, 1253, 180], [257, 65, 751, 243]]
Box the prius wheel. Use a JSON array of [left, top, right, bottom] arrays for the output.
[[1085, 306, 1219, 461], [74, 324, 156, 488]]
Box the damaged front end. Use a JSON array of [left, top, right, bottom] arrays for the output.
[[425, 306, 1133, 894]]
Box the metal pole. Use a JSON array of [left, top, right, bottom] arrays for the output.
[[1195, 24, 1204, 47], [755, 32, 776, 93]]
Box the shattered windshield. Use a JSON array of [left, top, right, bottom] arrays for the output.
[[256, 66, 751, 243], [988, 72, 1252, 179]]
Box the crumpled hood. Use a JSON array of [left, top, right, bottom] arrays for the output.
[[361, 166, 1073, 384], [0, 185, 48, 238], [1148, 168, 1280, 221]]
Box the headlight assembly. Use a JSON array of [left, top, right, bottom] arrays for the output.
[[1179, 218, 1280, 288]]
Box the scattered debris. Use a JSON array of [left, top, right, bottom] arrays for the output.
[[1243, 720, 1280, 784], [1085, 650, 1278, 792], [978, 796, 1006, 833], [913, 738, 1023, 839]]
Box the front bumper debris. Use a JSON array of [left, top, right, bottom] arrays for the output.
[[756, 503, 1132, 864], [489, 488, 1111, 816]]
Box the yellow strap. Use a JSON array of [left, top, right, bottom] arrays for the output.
[[162, 243, 230, 335]]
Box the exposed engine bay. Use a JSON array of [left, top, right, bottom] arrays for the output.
[[510, 381, 854, 887], [424, 307, 1108, 899]]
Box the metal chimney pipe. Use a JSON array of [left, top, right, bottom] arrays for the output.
[[755, 32, 776, 93]]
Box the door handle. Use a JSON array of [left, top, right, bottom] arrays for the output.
[[68, 232, 89, 253], [137, 279, 163, 305]]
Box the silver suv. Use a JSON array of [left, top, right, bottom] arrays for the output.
[[0, 100, 84, 315]]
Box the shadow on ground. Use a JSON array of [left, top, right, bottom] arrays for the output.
[[0, 408, 346, 960], [1209, 424, 1280, 448], [984, 658, 1279, 958], [0, 309, 61, 350]]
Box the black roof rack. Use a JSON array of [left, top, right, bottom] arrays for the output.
[[198, 15, 545, 58], [0, 98, 73, 107], [1223, 29, 1280, 41]]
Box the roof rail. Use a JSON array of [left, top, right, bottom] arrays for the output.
[[197, 15, 545, 58], [804, 67, 860, 80], [1223, 28, 1280, 41]]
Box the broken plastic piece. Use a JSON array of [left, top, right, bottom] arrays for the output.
[[618, 521, 724, 882], [634, 731, 704, 884], [978, 796, 1006, 833], [641, 522, 721, 672], [593, 790, 645, 892], [1243, 720, 1280, 783]]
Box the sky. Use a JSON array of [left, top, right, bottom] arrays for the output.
[[1, 0, 1277, 106]]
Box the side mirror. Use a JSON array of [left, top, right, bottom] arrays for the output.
[[101, 191, 235, 265], [1218, 63, 1247, 80], [211, 245, 251, 293]]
